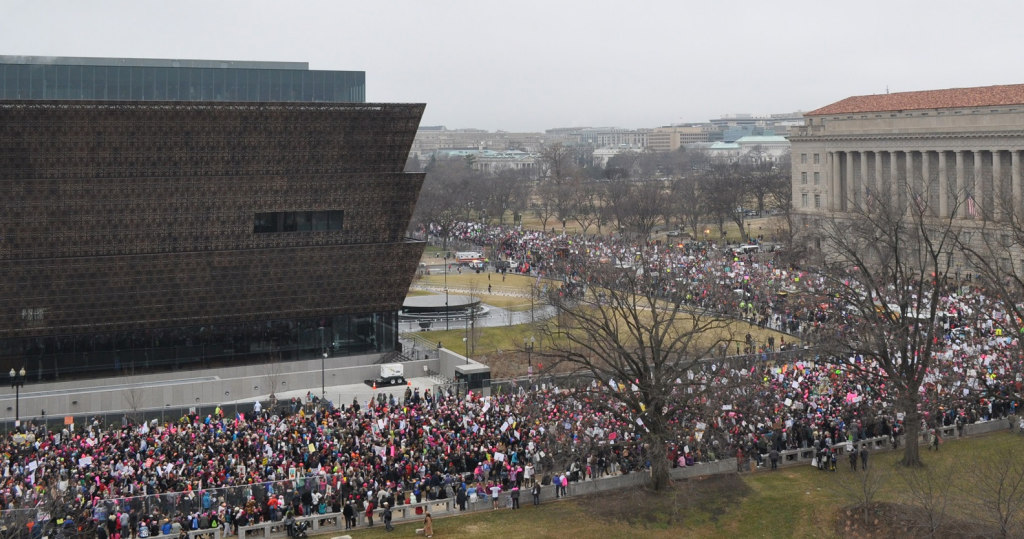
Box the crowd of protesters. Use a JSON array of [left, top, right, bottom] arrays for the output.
[[1, 221, 1020, 537]]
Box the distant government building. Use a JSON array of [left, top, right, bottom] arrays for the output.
[[791, 83, 1024, 251], [0, 56, 425, 381]]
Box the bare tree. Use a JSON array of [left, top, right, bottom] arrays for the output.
[[533, 182, 558, 232], [570, 180, 601, 235], [699, 162, 745, 238], [621, 181, 669, 238], [413, 156, 478, 249], [814, 182, 961, 467], [483, 168, 531, 225], [670, 174, 705, 239], [744, 152, 790, 216], [534, 254, 740, 490], [896, 458, 960, 537], [538, 142, 575, 183], [969, 446, 1024, 538], [834, 454, 889, 526], [122, 381, 145, 426]]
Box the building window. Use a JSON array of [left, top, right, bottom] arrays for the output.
[[801, 193, 808, 207], [254, 211, 344, 233], [801, 172, 808, 184], [814, 194, 821, 208], [813, 172, 820, 185], [813, 153, 820, 164], [801, 153, 807, 164]]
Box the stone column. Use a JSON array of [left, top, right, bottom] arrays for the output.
[[993, 150, 1003, 221], [874, 150, 884, 201], [955, 150, 965, 219], [904, 150, 915, 210], [831, 151, 842, 211], [846, 151, 856, 209], [921, 151, 931, 214], [973, 150, 984, 219], [888, 151, 898, 205], [938, 151, 949, 218], [1013, 150, 1022, 221]]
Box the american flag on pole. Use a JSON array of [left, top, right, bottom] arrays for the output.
[[912, 192, 924, 212], [966, 193, 977, 217]]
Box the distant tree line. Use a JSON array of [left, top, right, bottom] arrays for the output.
[[409, 143, 792, 244]]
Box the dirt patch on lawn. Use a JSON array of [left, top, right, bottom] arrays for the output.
[[577, 473, 751, 528], [833, 501, 999, 539]]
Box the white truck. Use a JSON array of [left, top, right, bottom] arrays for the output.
[[378, 363, 406, 386]]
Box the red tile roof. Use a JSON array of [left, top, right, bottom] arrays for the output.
[[807, 84, 1024, 116]]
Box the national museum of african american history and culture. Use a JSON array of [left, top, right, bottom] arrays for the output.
[[0, 56, 426, 380]]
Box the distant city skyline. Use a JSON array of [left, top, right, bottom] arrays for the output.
[[3, 0, 1021, 132]]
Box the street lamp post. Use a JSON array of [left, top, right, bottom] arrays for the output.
[[525, 336, 535, 377], [9, 367, 26, 425], [444, 252, 450, 330], [319, 326, 327, 402]]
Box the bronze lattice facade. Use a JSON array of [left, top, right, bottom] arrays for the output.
[[0, 99, 426, 379]]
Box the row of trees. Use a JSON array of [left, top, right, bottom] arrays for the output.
[[410, 144, 791, 245]]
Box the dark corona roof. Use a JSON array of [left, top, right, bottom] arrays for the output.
[[807, 83, 1024, 116]]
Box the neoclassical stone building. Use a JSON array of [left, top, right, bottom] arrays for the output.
[[791, 84, 1024, 250]]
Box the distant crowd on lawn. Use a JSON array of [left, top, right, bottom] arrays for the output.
[[0, 221, 1019, 537]]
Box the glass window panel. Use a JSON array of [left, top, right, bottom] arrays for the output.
[[201, 69, 214, 100], [296, 211, 312, 231], [282, 212, 297, 232], [253, 213, 276, 233], [224, 68, 238, 100], [51, 65, 67, 99], [312, 72, 325, 101], [130, 67, 144, 100], [213, 68, 226, 100], [286, 70, 299, 101], [260, 71, 271, 101], [68, 65, 82, 99], [328, 210, 344, 230], [30, 64, 45, 98], [247, 69, 260, 101], [18, 65, 31, 98], [268, 70, 281, 101], [165, 67, 180, 101], [42, 65, 57, 99], [300, 71, 313, 101], [116, 66, 131, 99], [311, 211, 328, 231], [153, 68, 166, 100], [142, 67, 155, 100]]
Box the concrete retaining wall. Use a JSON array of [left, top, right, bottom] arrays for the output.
[[1, 355, 440, 421]]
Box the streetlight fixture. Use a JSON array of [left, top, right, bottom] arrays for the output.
[[9, 367, 26, 425], [444, 252, 451, 330], [319, 326, 327, 402], [525, 336, 535, 377]]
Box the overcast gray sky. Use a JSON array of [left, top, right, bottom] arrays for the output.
[[3, 0, 1022, 132]]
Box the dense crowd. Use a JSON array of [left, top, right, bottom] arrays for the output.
[[1, 222, 1019, 537]]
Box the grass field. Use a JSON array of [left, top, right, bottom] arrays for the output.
[[315, 431, 1023, 538]]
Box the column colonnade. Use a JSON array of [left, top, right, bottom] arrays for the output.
[[826, 148, 1024, 221]]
